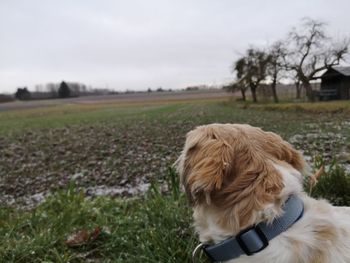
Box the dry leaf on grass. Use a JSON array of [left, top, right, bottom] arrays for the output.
[[309, 166, 324, 194], [66, 226, 101, 248]]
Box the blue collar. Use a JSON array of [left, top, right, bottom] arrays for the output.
[[198, 195, 304, 262]]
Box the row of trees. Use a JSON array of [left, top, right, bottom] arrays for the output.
[[15, 81, 73, 100], [44, 81, 87, 98], [229, 18, 349, 102]]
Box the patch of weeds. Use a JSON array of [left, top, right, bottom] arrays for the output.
[[305, 155, 350, 206]]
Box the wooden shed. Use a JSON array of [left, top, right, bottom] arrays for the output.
[[320, 66, 350, 100]]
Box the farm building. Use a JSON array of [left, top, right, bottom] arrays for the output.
[[319, 66, 350, 100]]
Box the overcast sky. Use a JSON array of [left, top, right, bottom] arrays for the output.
[[0, 0, 349, 93]]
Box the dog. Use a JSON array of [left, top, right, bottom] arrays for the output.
[[175, 123, 350, 262]]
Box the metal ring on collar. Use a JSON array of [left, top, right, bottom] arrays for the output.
[[192, 243, 204, 263]]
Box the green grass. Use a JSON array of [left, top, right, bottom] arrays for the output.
[[0, 98, 350, 262], [0, 103, 182, 135], [0, 170, 198, 263], [246, 99, 350, 113], [305, 156, 350, 206]]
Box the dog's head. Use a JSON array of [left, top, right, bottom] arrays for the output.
[[175, 124, 305, 230]]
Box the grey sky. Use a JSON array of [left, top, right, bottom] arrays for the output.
[[0, 0, 349, 93]]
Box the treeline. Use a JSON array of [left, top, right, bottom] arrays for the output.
[[226, 18, 349, 102], [14, 81, 112, 101]]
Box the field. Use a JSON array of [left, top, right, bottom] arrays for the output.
[[1, 92, 350, 262]]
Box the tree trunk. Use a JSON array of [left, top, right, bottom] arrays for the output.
[[295, 81, 301, 99], [271, 78, 279, 103], [251, 85, 258, 103], [303, 81, 315, 102], [241, 89, 246, 101]]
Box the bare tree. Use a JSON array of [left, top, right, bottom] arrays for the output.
[[286, 18, 349, 101], [233, 48, 270, 102], [223, 81, 248, 101], [236, 79, 248, 101], [34, 84, 44, 92], [46, 83, 58, 98], [266, 41, 288, 103]]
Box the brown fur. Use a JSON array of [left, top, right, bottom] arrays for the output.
[[177, 124, 305, 230]]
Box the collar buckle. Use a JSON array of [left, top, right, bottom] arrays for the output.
[[236, 225, 269, 256]]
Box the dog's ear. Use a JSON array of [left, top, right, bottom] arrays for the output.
[[185, 140, 233, 205], [175, 128, 233, 206], [174, 128, 213, 188], [261, 131, 305, 171], [174, 129, 201, 187]]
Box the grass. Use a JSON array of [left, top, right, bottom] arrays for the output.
[[0, 170, 197, 263], [0, 97, 350, 262], [0, 97, 225, 135], [0, 103, 180, 135], [246, 99, 350, 113], [306, 156, 350, 206]]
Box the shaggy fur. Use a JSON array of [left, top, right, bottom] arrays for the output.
[[175, 123, 350, 263]]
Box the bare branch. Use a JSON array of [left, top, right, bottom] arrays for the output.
[[284, 17, 349, 100]]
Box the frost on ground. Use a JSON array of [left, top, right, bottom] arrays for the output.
[[288, 121, 350, 172], [0, 122, 186, 208], [0, 107, 349, 209]]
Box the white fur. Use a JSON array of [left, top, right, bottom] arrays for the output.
[[194, 163, 350, 262]]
